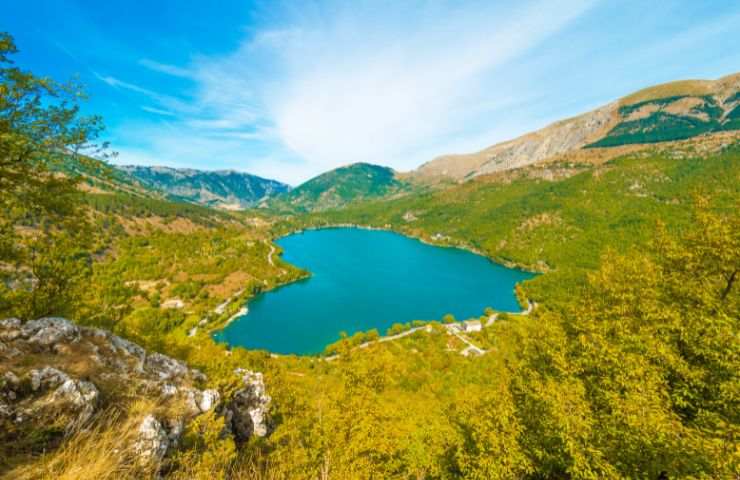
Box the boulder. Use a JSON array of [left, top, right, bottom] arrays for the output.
[[198, 389, 220, 412], [31, 366, 70, 391], [144, 352, 188, 381], [184, 388, 221, 414], [223, 369, 272, 443], [134, 414, 169, 463], [22, 317, 80, 348], [28, 367, 99, 427], [0, 318, 21, 341]]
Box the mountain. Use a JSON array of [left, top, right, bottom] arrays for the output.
[[269, 162, 410, 212], [414, 72, 740, 181], [118, 165, 290, 210]]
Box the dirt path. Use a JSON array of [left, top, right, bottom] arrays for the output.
[[485, 300, 536, 327], [267, 242, 287, 275]]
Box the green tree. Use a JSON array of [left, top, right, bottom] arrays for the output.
[[0, 32, 106, 319]]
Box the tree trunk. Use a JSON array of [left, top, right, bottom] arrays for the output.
[[721, 269, 737, 300]]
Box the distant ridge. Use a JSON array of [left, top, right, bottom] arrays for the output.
[[118, 165, 290, 210], [414, 72, 740, 181]]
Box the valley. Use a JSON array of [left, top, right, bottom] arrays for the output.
[[213, 227, 533, 354], [1, 26, 738, 479]]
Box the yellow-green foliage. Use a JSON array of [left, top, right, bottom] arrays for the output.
[[2, 30, 738, 479]]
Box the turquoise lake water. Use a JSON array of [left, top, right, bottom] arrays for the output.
[[214, 228, 534, 354]]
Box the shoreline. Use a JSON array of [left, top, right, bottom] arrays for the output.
[[279, 222, 546, 275], [211, 225, 538, 355]]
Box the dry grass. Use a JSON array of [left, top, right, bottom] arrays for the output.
[[206, 270, 252, 299], [620, 79, 714, 105], [5, 401, 159, 480]]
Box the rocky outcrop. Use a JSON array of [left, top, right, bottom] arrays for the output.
[[117, 165, 290, 209], [223, 369, 272, 443], [0, 317, 273, 468]]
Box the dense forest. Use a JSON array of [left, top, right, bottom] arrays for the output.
[[1, 31, 738, 479]]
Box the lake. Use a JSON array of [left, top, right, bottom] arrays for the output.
[[214, 228, 534, 354]]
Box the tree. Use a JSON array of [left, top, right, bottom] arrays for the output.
[[0, 32, 107, 319]]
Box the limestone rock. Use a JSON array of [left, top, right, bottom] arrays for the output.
[[198, 389, 220, 412], [134, 414, 169, 463], [31, 366, 70, 391], [0, 316, 271, 466], [184, 387, 221, 414], [144, 352, 188, 381], [0, 318, 21, 341], [224, 369, 272, 442], [22, 317, 80, 348]]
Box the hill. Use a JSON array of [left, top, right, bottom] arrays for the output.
[[117, 165, 290, 210], [414, 72, 740, 181], [269, 162, 410, 212]]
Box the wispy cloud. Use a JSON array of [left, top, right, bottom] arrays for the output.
[[95, 72, 197, 114], [141, 106, 176, 116], [105, 0, 597, 183], [139, 58, 193, 78], [190, 0, 598, 175]]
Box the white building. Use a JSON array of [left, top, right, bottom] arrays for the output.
[[462, 320, 482, 333]]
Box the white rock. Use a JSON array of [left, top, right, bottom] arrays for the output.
[[198, 389, 220, 412], [53, 378, 99, 407], [144, 353, 188, 380], [31, 367, 69, 391], [161, 384, 178, 397], [134, 414, 169, 463], [226, 369, 272, 441], [23, 317, 80, 347], [0, 318, 21, 341]]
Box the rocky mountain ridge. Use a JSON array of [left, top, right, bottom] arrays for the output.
[[414, 72, 740, 181], [118, 165, 290, 210]]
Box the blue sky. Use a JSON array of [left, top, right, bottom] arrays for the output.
[[5, 1, 740, 184]]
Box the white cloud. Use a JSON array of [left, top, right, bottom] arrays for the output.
[[103, 0, 599, 184], [190, 0, 598, 175]]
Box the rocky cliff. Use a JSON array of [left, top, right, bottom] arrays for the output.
[[0, 317, 271, 473]]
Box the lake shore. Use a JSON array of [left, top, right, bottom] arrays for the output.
[[282, 222, 546, 275]]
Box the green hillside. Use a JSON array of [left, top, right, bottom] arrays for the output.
[[269, 162, 410, 212], [289, 141, 740, 307]]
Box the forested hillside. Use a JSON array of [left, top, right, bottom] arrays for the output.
[[269, 162, 410, 212]]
